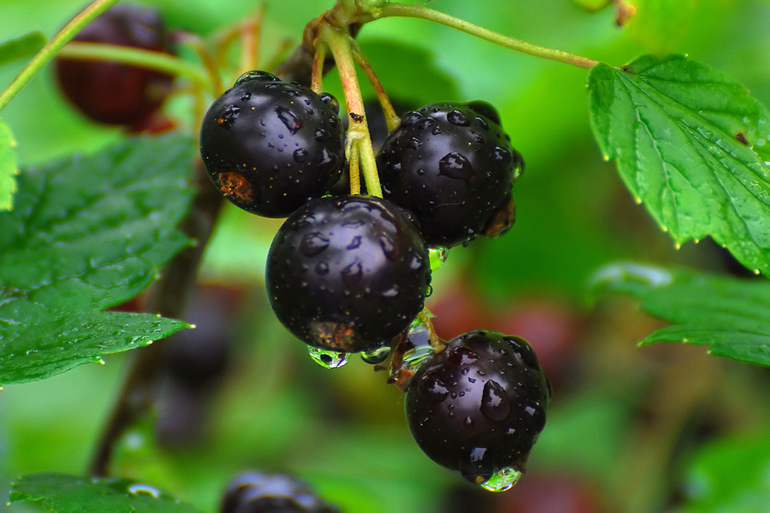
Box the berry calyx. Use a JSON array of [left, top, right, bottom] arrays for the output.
[[54, 3, 176, 127], [405, 330, 551, 490], [265, 195, 431, 354], [200, 71, 345, 218], [376, 101, 523, 247]]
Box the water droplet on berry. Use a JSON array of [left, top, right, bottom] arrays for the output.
[[401, 111, 423, 126], [314, 129, 329, 141], [361, 345, 391, 364], [346, 235, 362, 250], [428, 247, 448, 271], [380, 234, 398, 260], [478, 467, 522, 492], [276, 106, 302, 134], [315, 262, 329, 274], [217, 105, 240, 128], [235, 70, 278, 85], [447, 109, 470, 126], [439, 152, 475, 181], [382, 286, 399, 298], [523, 402, 546, 433], [300, 232, 329, 256], [308, 346, 348, 369], [408, 137, 422, 150], [480, 379, 511, 421], [293, 148, 308, 162], [419, 369, 449, 403], [318, 93, 339, 113], [240, 91, 251, 101], [341, 258, 363, 286], [410, 253, 424, 270], [448, 345, 479, 366]]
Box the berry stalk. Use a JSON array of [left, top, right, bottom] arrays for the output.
[[0, 0, 121, 112], [320, 24, 382, 197], [371, 3, 599, 70], [56, 42, 214, 93], [350, 39, 399, 133]]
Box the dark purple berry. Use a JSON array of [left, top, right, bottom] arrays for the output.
[[405, 330, 551, 488], [221, 472, 338, 513], [265, 195, 431, 353], [200, 71, 345, 218], [376, 102, 523, 247], [54, 3, 175, 127]]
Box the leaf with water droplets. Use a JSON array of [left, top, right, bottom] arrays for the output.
[[9, 472, 205, 512], [0, 119, 18, 211], [0, 134, 195, 385], [588, 55, 770, 276], [591, 263, 770, 367]]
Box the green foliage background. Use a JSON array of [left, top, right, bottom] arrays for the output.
[[1, 0, 770, 512]]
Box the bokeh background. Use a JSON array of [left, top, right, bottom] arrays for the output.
[[2, 0, 770, 511]]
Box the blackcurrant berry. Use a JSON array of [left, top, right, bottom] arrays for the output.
[[221, 472, 338, 513], [265, 195, 431, 354], [54, 3, 175, 127], [199, 71, 345, 218], [376, 102, 523, 247], [405, 330, 551, 490]]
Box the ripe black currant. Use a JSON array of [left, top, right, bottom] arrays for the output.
[[221, 472, 338, 513], [265, 195, 431, 356], [54, 3, 175, 127], [376, 101, 523, 247], [199, 71, 345, 218], [405, 330, 551, 490]]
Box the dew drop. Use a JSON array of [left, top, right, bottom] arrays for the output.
[[235, 70, 277, 84], [342, 258, 363, 286], [448, 346, 479, 366], [276, 106, 302, 134], [439, 152, 475, 181], [347, 235, 362, 250], [447, 109, 470, 126], [382, 286, 399, 298], [308, 346, 348, 369], [478, 467, 522, 492], [419, 369, 449, 403], [408, 137, 423, 150], [318, 92, 339, 113], [410, 253, 424, 271], [217, 105, 240, 128], [293, 148, 308, 162], [480, 380, 511, 421], [380, 234, 398, 260], [314, 128, 329, 141], [361, 345, 391, 364], [401, 111, 423, 126], [428, 247, 448, 271], [315, 262, 329, 274], [300, 232, 329, 256], [127, 484, 162, 499]]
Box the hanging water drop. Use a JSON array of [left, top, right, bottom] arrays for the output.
[[308, 347, 348, 369]]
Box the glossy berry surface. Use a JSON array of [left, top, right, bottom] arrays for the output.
[[200, 71, 345, 218], [266, 195, 431, 354], [405, 330, 551, 486], [221, 472, 338, 513], [377, 102, 523, 247], [54, 3, 175, 126]]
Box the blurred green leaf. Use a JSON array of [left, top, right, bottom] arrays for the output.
[[0, 133, 195, 385], [680, 434, 770, 513], [0, 32, 46, 67], [0, 119, 18, 211], [9, 472, 205, 513], [589, 54, 770, 276], [591, 263, 770, 366], [571, 0, 611, 12], [630, 0, 698, 54]]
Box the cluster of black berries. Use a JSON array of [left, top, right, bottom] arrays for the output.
[[199, 70, 549, 491]]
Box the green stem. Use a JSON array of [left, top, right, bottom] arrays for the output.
[[57, 42, 214, 92], [0, 0, 120, 112], [372, 3, 599, 70], [322, 25, 382, 197]]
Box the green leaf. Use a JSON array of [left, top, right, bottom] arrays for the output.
[[0, 119, 18, 211], [588, 55, 770, 276], [9, 472, 205, 513], [0, 32, 47, 67], [590, 263, 770, 366], [629, 0, 699, 55], [680, 434, 770, 513], [0, 133, 196, 385]]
